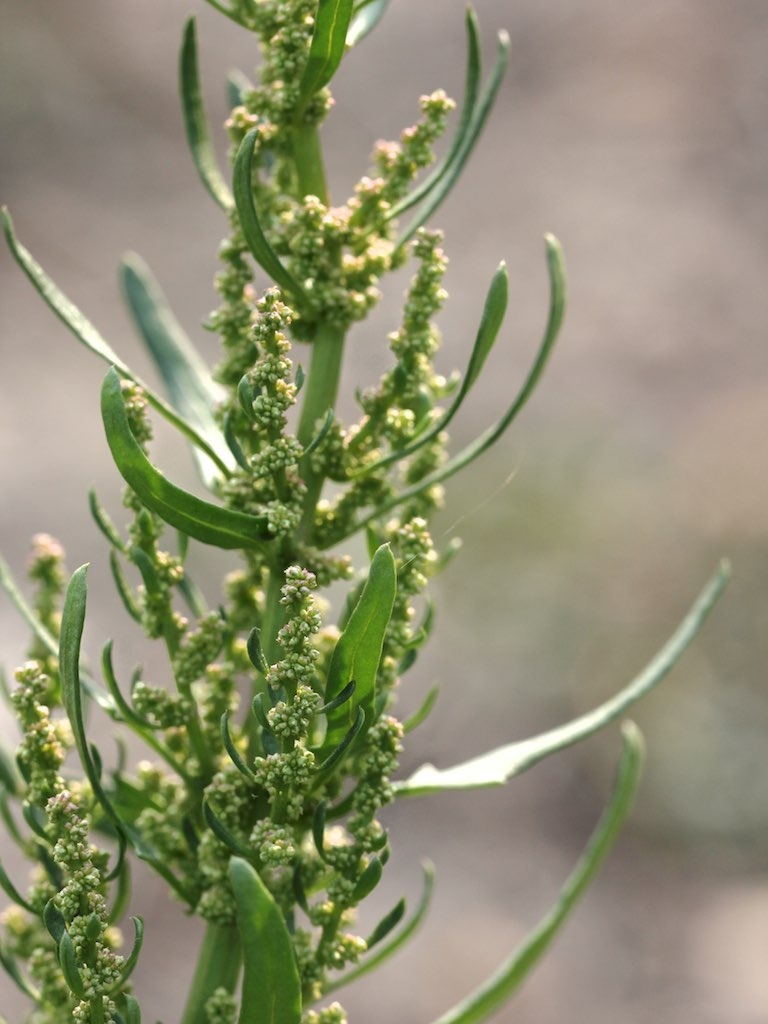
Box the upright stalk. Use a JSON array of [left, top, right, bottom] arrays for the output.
[[297, 320, 346, 540], [180, 923, 242, 1024]]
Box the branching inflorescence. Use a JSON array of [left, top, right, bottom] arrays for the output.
[[0, 3, 728, 1023]]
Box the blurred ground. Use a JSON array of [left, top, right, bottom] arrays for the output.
[[1, 1, 767, 1022]]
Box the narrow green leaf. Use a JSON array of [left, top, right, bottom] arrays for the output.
[[297, 0, 355, 112], [403, 685, 439, 734], [322, 545, 397, 753], [59, 566, 120, 819], [200, 0, 244, 26], [1, 208, 228, 472], [233, 131, 311, 305], [109, 551, 143, 624], [365, 897, 406, 948], [180, 17, 234, 210], [354, 263, 508, 477], [351, 856, 382, 902], [397, 26, 510, 248], [43, 900, 66, 943], [60, 568, 190, 899], [0, 860, 35, 913], [107, 855, 132, 925], [302, 407, 335, 458], [0, 941, 39, 1001], [0, 554, 114, 712], [317, 680, 356, 716], [229, 856, 302, 1024], [107, 917, 144, 993], [101, 367, 272, 550], [221, 714, 259, 783], [59, 931, 85, 998], [315, 706, 365, 784], [341, 236, 565, 542], [346, 0, 391, 47], [224, 412, 250, 470], [115, 994, 142, 1024], [203, 801, 251, 858], [101, 641, 153, 731], [120, 253, 232, 486], [323, 862, 435, 995], [388, 7, 481, 220], [88, 490, 126, 550], [0, 744, 20, 795], [247, 628, 270, 674], [431, 724, 644, 1024], [396, 561, 729, 797]]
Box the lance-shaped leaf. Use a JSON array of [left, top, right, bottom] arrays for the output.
[[297, 0, 355, 113], [347, 0, 392, 47], [1, 208, 228, 475], [340, 236, 565, 543], [180, 16, 233, 210], [101, 367, 272, 550], [114, 993, 142, 1024], [431, 724, 644, 1024], [106, 917, 144, 994], [60, 567, 192, 902], [323, 861, 435, 995], [388, 7, 481, 221], [60, 567, 127, 828], [229, 856, 302, 1024], [396, 561, 729, 797], [321, 545, 397, 754], [397, 23, 510, 248], [354, 263, 508, 477], [0, 940, 39, 1002], [0, 554, 114, 712], [0, 860, 35, 914], [120, 253, 233, 488], [233, 130, 311, 306]]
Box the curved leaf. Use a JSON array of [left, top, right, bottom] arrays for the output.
[[395, 561, 729, 797], [233, 131, 311, 305], [180, 17, 234, 210], [397, 25, 510, 248], [354, 262, 508, 477], [1, 208, 227, 472], [347, 0, 391, 47], [120, 253, 232, 486], [342, 236, 565, 542], [107, 917, 144, 993], [229, 856, 302, 1024], [0, 860, 35, 913], [388, 7, 481, 220], [101, 367, 272, 550], [60, 568, 191, 901], [323, 861, 435, 995], [297, 0, 355, 112], [0, 940, 39, 1001], [431, 724, 644, 1024], [322, 544, 397, 753]]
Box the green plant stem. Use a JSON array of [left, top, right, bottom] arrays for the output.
[[297, 321, 346, 540], [292, 122, 329, 204], [180, 923, 242, 1024]]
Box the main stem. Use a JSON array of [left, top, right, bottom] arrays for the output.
[[187, 124, 338, 1022], [297, 319, 346, 540], [180, 923, 242, 1024]]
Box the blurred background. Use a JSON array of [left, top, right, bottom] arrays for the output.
[[1, 1, 767, 1021]]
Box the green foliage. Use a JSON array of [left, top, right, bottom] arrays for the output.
[[1, 3, 727, 1024]]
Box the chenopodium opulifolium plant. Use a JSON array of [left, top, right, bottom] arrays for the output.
[[0, 3, 729, 1023]]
